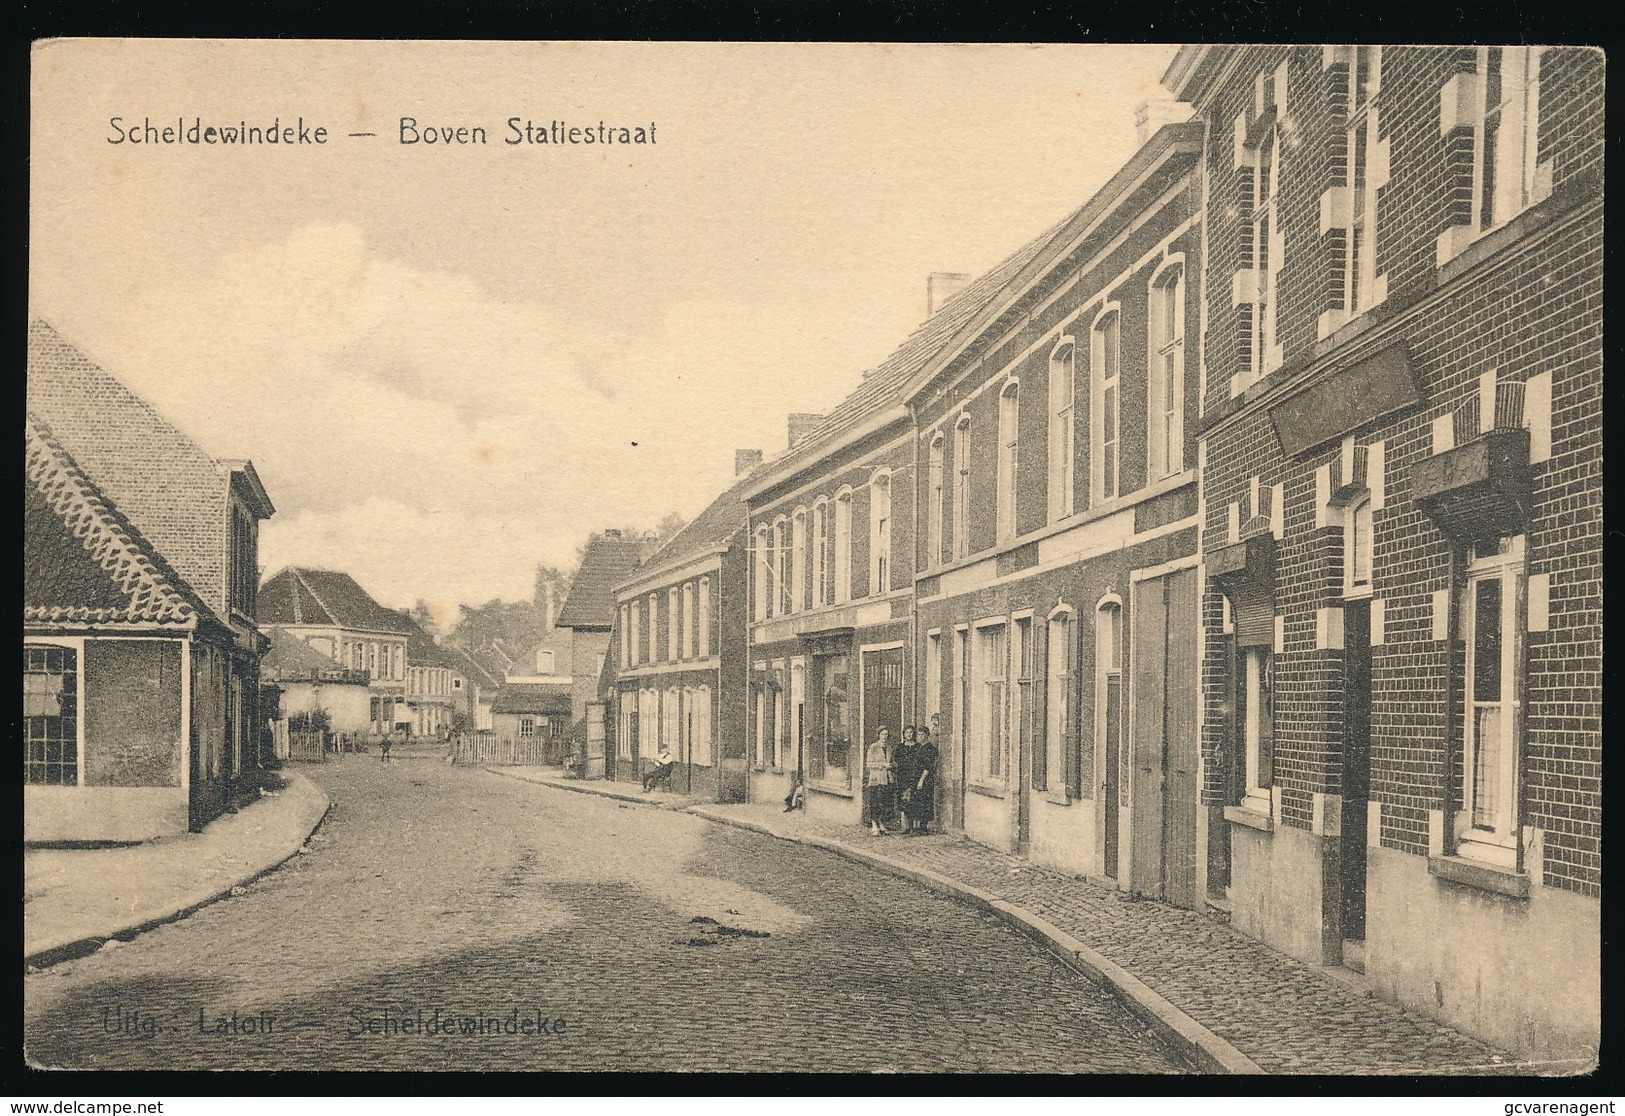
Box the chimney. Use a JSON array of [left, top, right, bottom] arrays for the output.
[[603, 528, 622, 537], [787, 413, 824, 448], [735, 449, 764, 475], [927, 272, 971, 317], [1134, 97, 1195, 145]]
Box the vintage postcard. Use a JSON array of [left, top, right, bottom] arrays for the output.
[[24, 39, 1602, 1075]]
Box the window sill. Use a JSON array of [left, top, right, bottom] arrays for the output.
[[808, 781, 855, 800], [1224, 804, 1273, 833], [1428, 854, 1530, 900], [1043, 787, 1073, 807], [967, 781, 1008, 800]]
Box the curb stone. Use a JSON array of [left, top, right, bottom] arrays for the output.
[[686, 805, 1262, 1075], [24, 774, 332, 971]]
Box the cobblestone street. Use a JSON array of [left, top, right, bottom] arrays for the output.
[[24, 759, 1183, 1072]]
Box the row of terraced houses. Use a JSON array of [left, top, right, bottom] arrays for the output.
[[577, 46, 1601, 1063]]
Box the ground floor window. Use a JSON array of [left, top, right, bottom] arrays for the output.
[[818, 653, 852, 787], [1239, 646, 1273, 813], [25, 643, 78, 785], [1459, 535, 1525, 866], [519, 717, 536, 737]]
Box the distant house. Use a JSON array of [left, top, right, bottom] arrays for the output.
[[608, 459, 759, 800], [260, 627, 371, 740], [401, 616, 459, 738], [437, 646, 493, 733], [555, 529, 646, 760], [490, 682, 573, 761], [25, 318, 276, 841], [258, 567, 414, 733]]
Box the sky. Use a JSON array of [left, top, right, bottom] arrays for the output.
[[30, 39, 1178, 626]]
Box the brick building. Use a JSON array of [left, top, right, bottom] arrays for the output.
[[25, 319, 276, 840], [607, 456, 759, 800], [905, 121, 1205, 884], [1165, 45, 1602, 1061], [556, 529, 647, 766]]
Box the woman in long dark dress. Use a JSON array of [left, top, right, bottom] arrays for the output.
[[893, 726, 919, 833], [907, 725, 939, 834]]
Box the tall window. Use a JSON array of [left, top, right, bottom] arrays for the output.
[[1092, 310, 1121, 502], [777, 518, 793, 616], [25, 644, 78, 785], [229, 506, 257, 616], [1344, 47, 1381, 313], [649, 593, 661, 661], [997, 382, 1020, 541], [1048, 340, 1076, 522], [619, 604, 630, 667], [793, 510, 809, 611], [870, 473, 892, 596], [924, 630, 942, 725], [1241, 73, 1284, 382], [975, 623, 1008, 781], [754, 527, 770, 622], [812, 501, 830, 607], [1345, 493, 1374, 597], [953, 417, 972, 559], [834, 490, 853, 603], [927, 435, 945, 565], [1461, 536, 1524, 865], [1240, 647, 1274, 814], [682, 583, 696, 658], [1149, 266, 1185, 479], [1044, 611, 1073, 793], [1475, 47, 1544, 234], [668, 588, 681, 661], [697, 577, 711, 657], [692, 686, 713, 766]]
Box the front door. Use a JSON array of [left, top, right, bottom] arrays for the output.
[[585, 702, 606, 779], [861, 647, 904, 754], [1129, 567, 1200, 908]]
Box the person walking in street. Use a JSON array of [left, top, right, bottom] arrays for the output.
[[643, 744, 678, 792], [379, 731, 393, 763], [893, 725, 919, 834], [864, 727, 894, 836], [906, 724, 939, 835]]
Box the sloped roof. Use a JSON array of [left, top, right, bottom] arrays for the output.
[[261, 627, 365, 682], [26, 318, 250, 617], [556, 530, 646, 629], [629, 466, 759, 589], [442, 646, 501, 690], [491, 682, 573, 716], [25, 413, 217, 628], [258, 567, 418, 635], [745, 209, 1074, 496], [401, 615, 462, 670]]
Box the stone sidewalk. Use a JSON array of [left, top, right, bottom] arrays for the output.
[[24, 772, 330, 967], [688, 802, 1560, 1076]]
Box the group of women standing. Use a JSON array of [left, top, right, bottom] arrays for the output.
[[862, 725, 939, 837]]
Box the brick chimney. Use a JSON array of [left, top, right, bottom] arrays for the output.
[[787, 413, 825, 448], [927, 272, 971, 317], [735, 449, 764, 475], [1134, 97, 1195, 145]]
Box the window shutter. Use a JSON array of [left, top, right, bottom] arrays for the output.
[[1032, 629, 1048, 791], [1256, 653, 1275, 788]]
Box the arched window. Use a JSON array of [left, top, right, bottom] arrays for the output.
[[1092, 308, 1121, 502], [953, 416, 972, 559], [697, 577, 711, 656], [793, 509, 809, 612], [754, 527, 771, 622], [998, 381, 1020, 541], [927, 434, 945, 565], [812, 500, 830, 607], [1345, 492, 1374, 597], [776, 517, 793, 617], [834, 489, 853, 603], [682, 582, 696, 658], [870, 472, 892, 596], [1048, 339, 1076, 522], [1149, 264, 1185, 480]]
